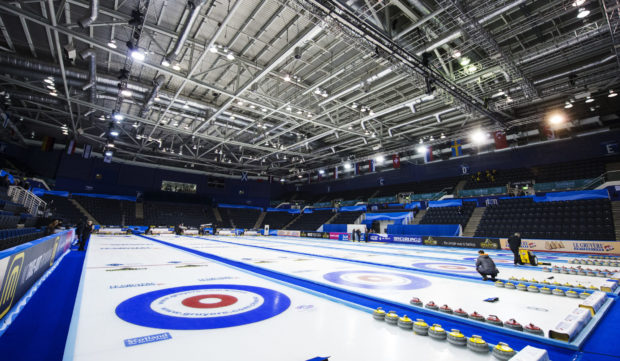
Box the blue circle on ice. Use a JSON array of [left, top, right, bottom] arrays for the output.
[[115, 284, 290, 330], [323, 270, 430, 290], [412, 262, 479, 274]]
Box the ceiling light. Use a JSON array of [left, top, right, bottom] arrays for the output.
[[106, 142, 115, 148], [113, 113, 124, 121], [172, 63, 181, 71], [548, 112, 565, 124], [577, 8, 590, 18], [237, 100, 243, 106], [608, 90, 617, 98], [286, 105, 292, 111], [46, 84, 56, 90], [319, 169, 325, 175], [296, 110, 302, 115], [161, 59, 170, 67], [183, 103, 189, 109], [466, 64, 478, 74], [120, 89, 132, 97], [110, 130, 120, 137], [44, 78, 54, 85], [375, 155, 384, 163], [154, 96, 161, 102], [284, 74, 291, 82], [249, 105, 256, 109], [261, 108, 267, 112], [130, 49, 146, 61], [564, 102, 573, 109], [421, 94, 435, 101], [226, 53, 235, 60], [361, 107, 367, 113], [107, 40, 118, 49], [369, 110, 375, 116], [459, 57, 471, 66], [572, 0, 585, 6], [104, 150, 113, 157], [470, 129, 487, 144], [230, 115, 236, 120], [132, 122, 139, 128], [352, 103, 358, 109], [452, 50, 462, 58], [280, 178, 285, 182], [307, 113, 313, 118], [585, 96, 594, 103], [416, 145, 427, 154], [49, 91, 58, 97], [209, 46, 217, 53], [344, 162, 352, 170], [440, 133, 446, 139], [314, 88, 322, 95]]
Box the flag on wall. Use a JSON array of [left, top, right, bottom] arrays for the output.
[[241, 171, 248, 181], [83, 144, 92, 159], [334, 166, 339, 179], [541, 124, 556, 140], [494, 131, 508, 150], [354, 162, 359, 176], [369, 159, 375, 172], [66, 139, 76, 155], [41, 136, 55, 152], [103, 154, 112, 163], [318, 171, 322, 182], [424, 146, 433, 163], [392, 154, 400, 168], [450, 140, 463, 157]]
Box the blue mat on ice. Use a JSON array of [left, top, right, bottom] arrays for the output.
[[0, 249, 85, 361]]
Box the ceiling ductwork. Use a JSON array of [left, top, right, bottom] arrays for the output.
[[163, 0, 211, 65], [78, 0, 99, 28], [79, 48, 97, 107], [140, 75, 166, 118]]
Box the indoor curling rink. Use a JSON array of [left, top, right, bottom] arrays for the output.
[[63, 234, 620, 361]]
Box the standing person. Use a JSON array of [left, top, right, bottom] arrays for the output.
[[508, 232, 524, 265], [475, 250, 499, 281], [364, 227, 370, 242], [79, 220, 93, 251]]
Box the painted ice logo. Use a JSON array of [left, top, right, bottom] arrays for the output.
[[323, 270, 430, 290], [115, 284, 290, 330], [0, 252, 25, 319]]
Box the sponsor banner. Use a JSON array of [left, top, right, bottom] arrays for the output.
[[243, 230, 260, 236], [422, 236, 500, 249], [0, 229, 74, 321], [367, 234, 422, 245], [329, 233, 349, 241], [276, 230, 300, 237], [500, 238, 619, 255], [300, 231, 329, 239]]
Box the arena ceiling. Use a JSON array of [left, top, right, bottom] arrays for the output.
[[0, 0, 619, 180]]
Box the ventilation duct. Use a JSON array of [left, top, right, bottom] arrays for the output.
[[78, 0, 99, 28], [164, 0, 211, 65], [140, 75, 166, 118], [79, 49, 97, 106]]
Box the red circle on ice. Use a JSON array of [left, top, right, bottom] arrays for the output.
[[181, 294, 238, 309], [358, 275, 392, 282]]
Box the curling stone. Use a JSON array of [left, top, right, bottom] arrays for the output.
[[552, 288, 565, 296], [579, 260, 587, 265], [566, 290, 579, 298], [579, 292, 591, 299], [447, 329, 467, 347], [541, 280, 551, 285], [542, 267, 551, 272], [385, 310, 399, 325], [569, 269, 578, 275], [564, 282, 574, 287], [519, 277, 528, 282], [413, 319, 429, 336], [601, 261, 610, 267], [527, 285, 540, 292], [493, 342, 517, 361], [504, 282, 516, 289], [372, 307, 386, 320], [576, 284, 586, 289], [486, 315, 503, 326], [588, 285, 599, 291], [495, 280, 505, 288], [597, 272, 607, 277], [504, 318, 523, 331], [425, 301, 439, 311], [509, 276, 518, 281], [540, 286, 552, 294], [552, 267, 560, 273], [561, 268, 570, 274], [587, 271, 596, 277], [594, 261, 601, 266], [586, 260, 594, 265], [410, 297, 423, 306], [470, 311, 485, 322], [428, 324, 447, 340], [530, 278, 538, 283], [524, 323, 544, 336], [397, 315, 413, 329], [439, 304, 453, 314], [467, 335, 489, 353], [454, 308, 468, 318], [552, 281, 562, 286], [516, 283, 527, 291], [578, 270, 587, 276]]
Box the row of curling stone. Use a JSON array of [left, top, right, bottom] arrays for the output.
[[544, 265, 615, 278], [498, 280, 593, 298], [410, 298, 544, 336], [507, 276, 600, 291], [372, 307, 518, 360], [585, 255, 620, 261]]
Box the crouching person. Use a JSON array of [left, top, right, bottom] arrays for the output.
[[476, 250, 498, 281]]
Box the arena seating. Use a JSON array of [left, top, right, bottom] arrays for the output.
[[42, 195, 84, 225], [0, 227, 44, 251], [329, 211, 364, 224], [73, 196, 134, 226], [226, 208, 261, 229], [464, 168, 531, 190], [285, 210, 334, 231], [419, 201, 476, 228], [217, 208, 233, 228], [142, 201, 214, 227], [531, 158, 607, 183], [260, 212, 297, 229], [0, 214, 20, 229], [374, 176, 461, 197], [474, 198, 615, 240]]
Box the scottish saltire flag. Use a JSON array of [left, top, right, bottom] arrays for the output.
[[241, 171, 248, 181], [334, 166, 338, 179], [369, 159, 375, 172], [83, 144, 92, 159], [103, 154, 112, 163], [424, 147, 433, 163], [451, 140, 463, 157], [354, 162, 359, 175]]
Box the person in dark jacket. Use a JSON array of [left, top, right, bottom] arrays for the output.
[[508, 232, 524, 265], [78, 220, 93, 251], [476, 250, 498, 281]]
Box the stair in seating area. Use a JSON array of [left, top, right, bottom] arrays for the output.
[[324, 212, 339, 225], [283, 213, 303, 230], [254, 211, 266, 229], [212, 207, 223, 223], [463, 206, 486, 237], [612, 201, 620, 241], [70, 198, 99, 225], [410, 209, 426, 225], [227, 209, 236, 228], [135, 202, 143, 220], [453, 179, 468, 197]]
